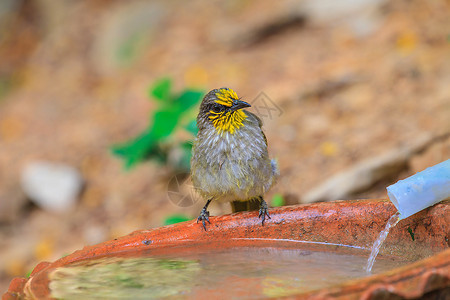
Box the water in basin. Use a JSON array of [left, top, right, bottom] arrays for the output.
[[49, 245, 411, 299]]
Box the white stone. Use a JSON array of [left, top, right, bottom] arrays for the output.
[[21, 161, 83, 213]]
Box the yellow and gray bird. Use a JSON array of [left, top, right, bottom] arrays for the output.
[[191, 87, 279, 230]]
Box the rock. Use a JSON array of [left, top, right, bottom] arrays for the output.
[[303, 150, 408, 203], [21, 161, 83, 213], [302, 134, 445, 203]]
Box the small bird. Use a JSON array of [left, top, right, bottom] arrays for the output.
[[191, 87, 279, 230]]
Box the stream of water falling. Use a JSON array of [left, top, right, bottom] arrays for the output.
[[366, 211, 401, 273]]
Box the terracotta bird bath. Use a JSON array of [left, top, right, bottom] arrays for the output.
[[3, 199, 449, 299]]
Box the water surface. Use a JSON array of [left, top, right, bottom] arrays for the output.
[[49, 245, 411, 299]]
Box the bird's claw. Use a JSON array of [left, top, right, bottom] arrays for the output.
[[258, 200, 271, 226], [197, 208, 210, 231]]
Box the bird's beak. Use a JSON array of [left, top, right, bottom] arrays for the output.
[[231, 100, 251, 111]]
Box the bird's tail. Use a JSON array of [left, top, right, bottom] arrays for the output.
[[231, 198, 260, 213]]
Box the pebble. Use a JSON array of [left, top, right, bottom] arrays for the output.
[[21, 161, 83, 213]]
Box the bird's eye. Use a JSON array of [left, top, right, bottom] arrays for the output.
[[211, 104, 222, 113]]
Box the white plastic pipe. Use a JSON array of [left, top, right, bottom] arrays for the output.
[[387, 159, 450, 220]]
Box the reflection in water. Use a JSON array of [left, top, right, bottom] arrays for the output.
[[50, 246, 409, 299], [50, 257, 201, 299]]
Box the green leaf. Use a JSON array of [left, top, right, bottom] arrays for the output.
[[163, 214, 192, 226], [111, 131, 157, 169], [111, 108, 181, 169], [271, 194, 285, 207], [145, 144, 168, 164], [176, 90, 203, 110], [151, 109, 181, 138], [150, 78, 172, 101], [407, 227, 415, 241], [112, 78, 204, 171], [184, 120, 198, 136]]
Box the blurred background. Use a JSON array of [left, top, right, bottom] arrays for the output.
[[0, 0, 449, 292]]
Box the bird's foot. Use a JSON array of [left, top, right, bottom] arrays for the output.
[[197, 207, 211, 231], [258, 198, 271, 226]]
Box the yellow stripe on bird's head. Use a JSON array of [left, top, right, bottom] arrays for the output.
[[199, 88, 251, 134], [214, 88, 239, 107]]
